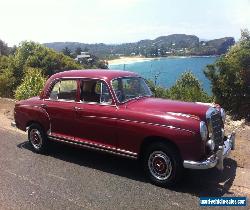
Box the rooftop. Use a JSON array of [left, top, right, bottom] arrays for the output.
[[50, 69, 138, 81]]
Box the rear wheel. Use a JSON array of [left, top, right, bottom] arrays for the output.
[[143, 142, 183, 187], [28, 124, 48, 153]]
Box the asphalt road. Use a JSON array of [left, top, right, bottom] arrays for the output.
[[0, 126, 240, 210]]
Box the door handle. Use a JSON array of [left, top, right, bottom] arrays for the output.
[[74, 107, 82, 111], [41, 104, 47, 109]]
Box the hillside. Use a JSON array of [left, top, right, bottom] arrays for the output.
[[44, 34, 235, 58]]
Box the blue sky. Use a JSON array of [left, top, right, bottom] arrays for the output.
[[0, 0, 249, 46]]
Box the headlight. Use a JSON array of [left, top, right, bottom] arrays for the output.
[[220, 108, 226, 123], [200, 121, 208, 141]]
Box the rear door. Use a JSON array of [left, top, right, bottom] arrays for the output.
[[43, 79, 78, 140]]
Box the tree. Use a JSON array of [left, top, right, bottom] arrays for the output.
[[204, 29, 250, 117], [0, 40, 9, 56], [75, 47, 82, 55], [15, 67, 46, 100], [62, 47, 72, 57], [167, 71, 211, 102], [147, 71, 211, 102], [10, 41, 82, 84], [0, 41, 82, 98]]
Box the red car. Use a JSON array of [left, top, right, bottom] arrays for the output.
[[13, 70, 236, 186]]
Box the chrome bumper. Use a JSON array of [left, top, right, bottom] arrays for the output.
[[11, 122, 16, 127], [183, 132, 236, 170]]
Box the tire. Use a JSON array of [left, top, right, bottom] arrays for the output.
[[28, 123, 48, 153], [143, 142, 183, 187]]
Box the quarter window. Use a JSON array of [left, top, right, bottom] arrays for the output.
[[49, 80, 77, 101]]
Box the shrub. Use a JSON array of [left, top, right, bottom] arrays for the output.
[[204, 29, 250, 117], [15, 67, 46, 100], [0, 68, 15, 97], [167, 71, 212, 102]]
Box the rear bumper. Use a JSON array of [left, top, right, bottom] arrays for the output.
[[183, 132, 236, 170]]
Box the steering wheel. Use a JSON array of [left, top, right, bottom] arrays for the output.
[[115, 90, 123, 101]]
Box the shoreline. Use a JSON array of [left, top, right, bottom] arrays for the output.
[[108, 55, 219, 65]]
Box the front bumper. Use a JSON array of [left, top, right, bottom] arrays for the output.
[[183, 132, 236, 170], [11, 121, 16, 127]]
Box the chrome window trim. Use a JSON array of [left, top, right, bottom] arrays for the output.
[[76, 101, 117, 107], [78, 78, 116, 107], [47, 78, 78, 102], [45, 77, 118, 107], [44, 98, 76, 103]]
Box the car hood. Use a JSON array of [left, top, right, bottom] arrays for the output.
[[126, 97, 211, 121]]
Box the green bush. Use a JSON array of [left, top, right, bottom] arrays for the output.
[[167, 71, 212, 102], [0, 68, 15, 97], [204, 29, 250, 117], [15, 67, 46, 100]]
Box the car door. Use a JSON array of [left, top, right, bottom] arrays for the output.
[[74, 79, 118, 149], [43, 79, 78, 140]]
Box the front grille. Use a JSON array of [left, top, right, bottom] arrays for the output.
[[206, 108, 223, 149]]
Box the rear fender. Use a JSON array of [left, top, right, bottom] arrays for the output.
[[15, 105, 50, 133]]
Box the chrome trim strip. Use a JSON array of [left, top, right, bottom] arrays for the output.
[[79, 115, 195, 134], [48, 134, 138, 159], [166, 112, 200, 120]]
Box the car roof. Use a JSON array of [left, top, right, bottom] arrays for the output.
[[51, 69, 139, 81]]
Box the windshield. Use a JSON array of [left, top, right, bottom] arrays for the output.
[[112, 77, 152, 103]]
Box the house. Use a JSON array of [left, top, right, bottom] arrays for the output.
[[75, 52, 91, 61]]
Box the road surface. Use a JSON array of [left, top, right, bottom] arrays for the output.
[[1, 123, 247, 209]]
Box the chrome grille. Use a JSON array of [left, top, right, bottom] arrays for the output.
[[206, 108, 223, 149]]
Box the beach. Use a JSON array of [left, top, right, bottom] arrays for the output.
[[108, 56, 157, 65]]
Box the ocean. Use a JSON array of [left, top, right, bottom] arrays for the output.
[[109, 56, 218, 95]]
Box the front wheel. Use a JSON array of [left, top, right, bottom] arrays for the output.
[[143, 142, 183, 187], [28, 124, 48, 153]]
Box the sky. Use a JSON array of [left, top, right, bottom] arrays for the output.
[[0, 0, 250, 46]]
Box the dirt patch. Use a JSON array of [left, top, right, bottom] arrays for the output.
[[0, 97, 15, 120], [224, 116, 250, 169]]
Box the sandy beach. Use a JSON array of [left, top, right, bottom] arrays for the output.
[[108, 56, 158, 65]]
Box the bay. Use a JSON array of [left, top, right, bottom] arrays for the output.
[[109, 56, 218, 95]]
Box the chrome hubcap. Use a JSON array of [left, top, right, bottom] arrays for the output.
[[148, 151, 172, 180], [30, 129, 42, 150]]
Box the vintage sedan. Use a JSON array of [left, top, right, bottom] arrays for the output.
[[13, 70, 236, 186]]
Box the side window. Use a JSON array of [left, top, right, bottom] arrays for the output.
[[49, 80, 77, 101], [80, 80, 112, 104]]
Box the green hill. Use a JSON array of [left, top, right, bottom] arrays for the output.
[[44, 34, 235, 58]]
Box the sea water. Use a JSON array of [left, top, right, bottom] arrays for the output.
[[109, 56, 218, 95]]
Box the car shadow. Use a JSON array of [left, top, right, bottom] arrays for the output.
[[17, 140, 237, 197]]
